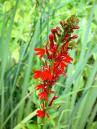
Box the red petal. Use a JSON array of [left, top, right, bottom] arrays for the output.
[[48, 96, 58, 106], [37, 110, 45, 118], [34, 48, 45, 59], [33, 71, 42, 79], [34, 83, 44, 90], [65, 55, 73, 61], [45, 112, 50, 118], [71, 35, 78, 39], [48, 91, 55, 93]]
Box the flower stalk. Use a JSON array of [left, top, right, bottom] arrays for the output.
[[33, 15, 79, 119]]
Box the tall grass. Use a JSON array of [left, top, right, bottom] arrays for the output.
[[0, 0, 97, 129]]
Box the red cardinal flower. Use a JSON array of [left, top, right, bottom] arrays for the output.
[[38, 90, 55, 101], [33, 69, 52, 81], [34, 48, 45, 59], [38, 91, 48, 101], [42, 69, 52, 81], [37, 103, 50, 118], [33, 15, 79, 119]]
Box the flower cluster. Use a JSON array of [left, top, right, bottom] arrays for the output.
[[33, 15, 79, 119]]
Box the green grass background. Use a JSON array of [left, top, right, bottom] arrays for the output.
[[0, 0, 97, 129]]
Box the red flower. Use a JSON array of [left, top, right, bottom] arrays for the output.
[[37, 103, 50, 119], [33, 16, 79, 119], [34, 48, 45, 59], [37, 110, 45, 118], [42, 69, 52, 81], [38, 91, 48, 101], [33, 69, 52, 81], [38, 90, 55, 101]]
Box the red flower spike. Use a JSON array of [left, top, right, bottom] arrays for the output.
[[33, 15, 79, 119], [34, 48, 45, 59]]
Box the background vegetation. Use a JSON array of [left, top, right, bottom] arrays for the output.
[[0, 0, 97, 129]]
